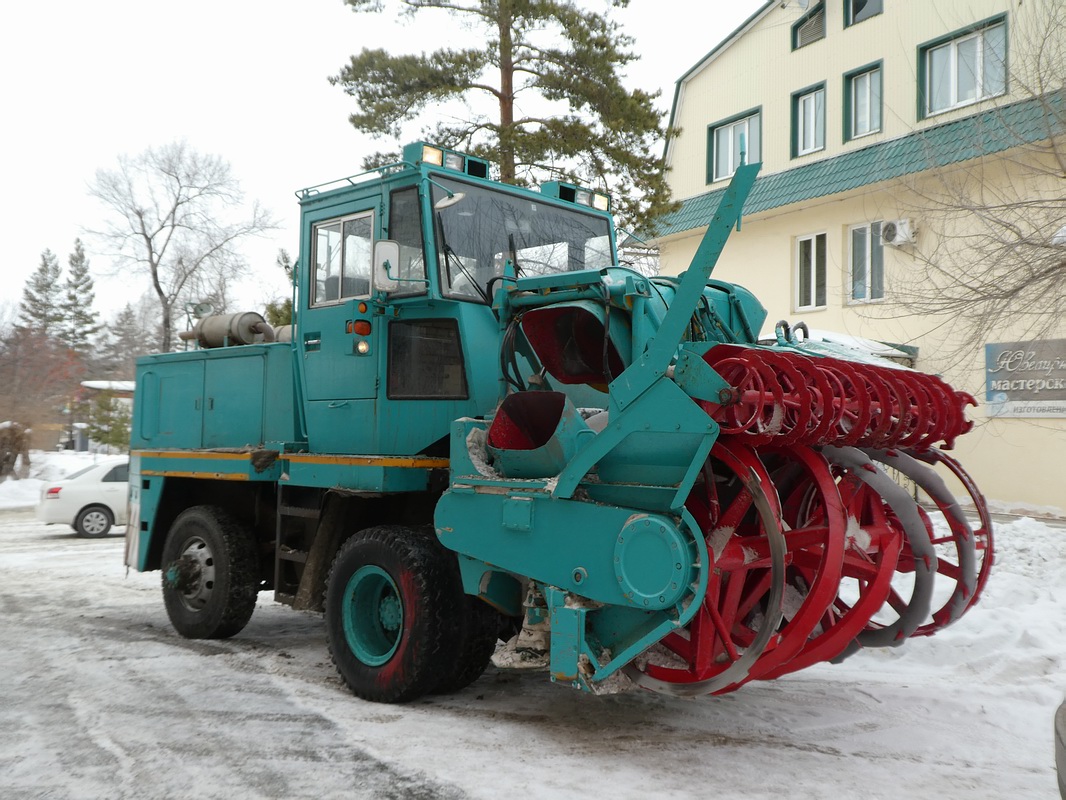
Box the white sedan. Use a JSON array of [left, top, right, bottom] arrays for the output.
[[36, 458, 129, 537]]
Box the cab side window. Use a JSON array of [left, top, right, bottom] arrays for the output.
[[312, 211, 374, 305], [388, 187, 427, 293]]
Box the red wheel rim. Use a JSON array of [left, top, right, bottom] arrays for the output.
[[761, 456, 903, 677], [632, 437, 786, 694], [738, 444, 846, 682]]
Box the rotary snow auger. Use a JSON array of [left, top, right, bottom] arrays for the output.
[[128, 143, 991, 704], [436, 161, 993, 696]]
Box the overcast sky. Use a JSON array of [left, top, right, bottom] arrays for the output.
[[0, 0, 764, 324]]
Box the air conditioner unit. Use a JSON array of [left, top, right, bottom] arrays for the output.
[[882, 219, 917, 247]]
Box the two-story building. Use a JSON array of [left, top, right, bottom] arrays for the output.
[[652, 0, 1066, 513]]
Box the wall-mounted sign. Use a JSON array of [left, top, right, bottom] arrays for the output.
[[985, 338, 1066, 418]]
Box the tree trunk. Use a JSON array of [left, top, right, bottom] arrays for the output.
[[159, 294, 173, 352], [497, 0, 516, 183]]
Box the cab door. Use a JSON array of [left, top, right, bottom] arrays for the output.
[[301, 209, 377, 401]]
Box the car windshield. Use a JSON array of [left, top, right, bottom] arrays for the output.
[[431, 177, 614, 302]]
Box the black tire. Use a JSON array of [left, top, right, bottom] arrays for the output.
[[325, 525, 460, 704], [161, 505, 259, 639], [1056, 698, 1066, 799], [75, 505, 113, 538], [432, 596, 500, 694]]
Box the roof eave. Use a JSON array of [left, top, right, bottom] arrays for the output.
[[663, 1, 777, 168]]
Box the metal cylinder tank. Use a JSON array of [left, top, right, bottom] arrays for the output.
[[188, 313, 275, 348]]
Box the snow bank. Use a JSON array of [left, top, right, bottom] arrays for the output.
[[0, 450, 126, 510]]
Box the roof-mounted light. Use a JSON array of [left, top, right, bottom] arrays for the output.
[[402, 142, 492, 178], [539, 181, 611, 212], [421, 145, 444, 166]]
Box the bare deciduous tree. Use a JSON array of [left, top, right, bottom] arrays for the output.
[[892, 3, 1066, 351], [89, 141, 274, 351], [0, 324, 79, 437]]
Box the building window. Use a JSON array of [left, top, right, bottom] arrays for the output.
[[845, 64, 882, 140], [845, 0, 882, 27], [796, 233, 827, 310], [850, 222, 884, 302], [921, 19, 1007, 118], [707, 110, 761, 182], [793, 85, 825, 157], [792, 4, 825, 50]]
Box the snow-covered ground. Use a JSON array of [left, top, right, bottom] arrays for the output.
[[0, 452, 1063, 798]]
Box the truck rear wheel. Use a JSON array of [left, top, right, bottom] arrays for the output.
[[325, 525, 459, 703], [432, 596, 499, 694], [161, 506, 259, 639]]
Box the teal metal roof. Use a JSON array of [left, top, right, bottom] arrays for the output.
[[656, 91, 1065, 239]]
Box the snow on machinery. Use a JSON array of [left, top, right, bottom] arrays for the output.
[[125, 143, 993, 703]]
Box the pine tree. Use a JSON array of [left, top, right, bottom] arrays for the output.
[[58, 239, 104, 357], [85, 391, 131, 453], [264, 249, 293, 327], [19, 250, 63, 334], [97, 303, 155, 378], [332, 0, 678, 232]]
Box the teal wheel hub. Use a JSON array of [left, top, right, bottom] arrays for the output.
[[614, 514, 692, 609], [342, 566, 403, 666]]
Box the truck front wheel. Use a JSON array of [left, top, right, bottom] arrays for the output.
[[325, 525, 459, 703], [161, 506, 259, 639]]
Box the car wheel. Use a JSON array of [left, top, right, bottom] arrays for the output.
[[75, 505, 113, 538], [325, 525, 461, 703], [161, 506, 259, 639]]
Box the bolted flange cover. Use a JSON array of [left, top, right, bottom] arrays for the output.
[[613, 514, 693, 610]]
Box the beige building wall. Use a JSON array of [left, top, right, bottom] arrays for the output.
[[659, 179, 1066, 512], [658, 0, 1066, 512], [669, 0, 1038, 199]]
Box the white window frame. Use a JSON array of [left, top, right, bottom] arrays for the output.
[[795, 232, 828, 311], [850, 67, 881, 139], [711, 113, 761, 182], [849, 221, 885, 304], [925, 22, 1006, 116], [796, 87, 826, 156], [311, 210, 375, 307]]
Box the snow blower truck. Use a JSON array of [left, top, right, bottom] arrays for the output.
[[125, 142, 993, 703]]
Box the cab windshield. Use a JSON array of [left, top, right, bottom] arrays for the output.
[[431, 177, 614, 302]]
